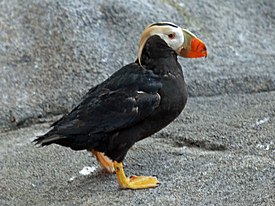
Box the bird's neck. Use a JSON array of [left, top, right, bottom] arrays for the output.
[[140, 36, 181, 76]]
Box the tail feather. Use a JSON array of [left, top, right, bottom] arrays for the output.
[[33, 129, 66, 146], [33, 135, 65, 146], [33, 126, 107, 151], [33, 130, 89, 150]]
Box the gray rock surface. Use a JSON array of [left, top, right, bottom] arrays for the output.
[[0, 0, 183, 130], [1, 92, 274, 205], [1, 0, 274, 130], [0, 0, 274, 205]]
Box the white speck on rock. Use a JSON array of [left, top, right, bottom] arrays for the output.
[[255, 117, 269, 126], [256, 141, 273, 151], [79, 166, 97, 175], [69, 176, 77, 182]]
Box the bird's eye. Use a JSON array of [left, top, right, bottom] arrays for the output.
[[168, 33, 176, 39]]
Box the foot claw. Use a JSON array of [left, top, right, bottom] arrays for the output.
[[128, 175, 160, 189], [114, 161, 160, 190]]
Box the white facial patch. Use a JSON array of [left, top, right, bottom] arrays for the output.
[[155, 26, 184, 52], [138, 23, 186, 65], [165, 27, 184, 51]]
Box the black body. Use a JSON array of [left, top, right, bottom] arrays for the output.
[[34, 36, 188, 162]]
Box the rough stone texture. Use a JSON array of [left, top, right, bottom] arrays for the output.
[[0, 0, 275, 205], [1, 0, 274, 130], [0, 0, 183, 130], [0, 92, 274, 205]]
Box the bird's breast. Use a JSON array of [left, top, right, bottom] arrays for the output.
[[158, 72, 187, 116]]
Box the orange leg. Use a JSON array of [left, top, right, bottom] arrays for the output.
[[91, 149, 115, 174]]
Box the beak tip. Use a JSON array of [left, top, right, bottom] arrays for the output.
[[180, 37, 207, 58]]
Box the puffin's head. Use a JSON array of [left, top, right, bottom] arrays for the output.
[[138, 22, 207, 65]]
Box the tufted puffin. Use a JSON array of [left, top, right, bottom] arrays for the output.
[[34, 22, 207, 189]]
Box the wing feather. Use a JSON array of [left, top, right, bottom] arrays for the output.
[[48, 63, 162, 137]]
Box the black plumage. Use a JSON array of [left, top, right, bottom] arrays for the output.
[[34, 35, 187, 162], [34, 22, 208, 189]]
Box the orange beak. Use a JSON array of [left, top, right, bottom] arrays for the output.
[[178, 29, 207, 58]]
